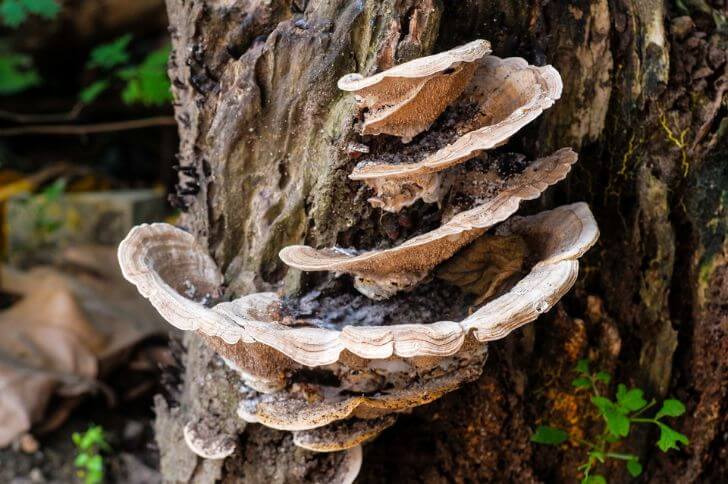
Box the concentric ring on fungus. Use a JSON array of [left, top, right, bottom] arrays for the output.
[[348, 55, 563, 212], [280, 147, 577, 300], [118, 202, 597, 368]]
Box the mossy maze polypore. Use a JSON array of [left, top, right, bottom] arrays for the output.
[[117, 39, 599, 481]]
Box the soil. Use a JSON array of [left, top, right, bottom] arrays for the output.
[[281, 276, 474, 330]]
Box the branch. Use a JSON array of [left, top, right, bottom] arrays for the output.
[[0, 103, 85, 124], [0, 116, 176, 136]]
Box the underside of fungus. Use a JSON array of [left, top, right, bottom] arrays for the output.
[[118, 39, 599, 473], [349, 55, 563, 212]]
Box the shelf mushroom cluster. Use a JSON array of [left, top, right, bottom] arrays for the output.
[[118, 39, 598, 481]]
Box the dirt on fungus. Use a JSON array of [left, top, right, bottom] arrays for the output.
[[356, 101, 482, 167], [281, 277, 474, 330]]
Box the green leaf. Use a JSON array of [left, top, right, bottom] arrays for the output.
[[74, 453, 89, 467], [591, 396, 630, 437], [79, 79, 109, 103], [119, 45, 172, 106], [595, 371, 611, 384], [616, 384, 647, 412], [589, 450, 606, 463], [87, 34, 132, 70], [576, 359, 590, 375], [531, 426, 568, 445], [87, 454, 103, 472], [572, 377, 592, 389], [72, 432, 82, 446], [626, 458, 643, 477], [583, 475, 607, 484], [0, 52, 41, 94], [656, 423, 689, 452], [655, 399, 686, 419], [0, 0, 26, 27], [0, 0, 59, 27], [23, 0, 59, 18], [40, 178, 66, 200]]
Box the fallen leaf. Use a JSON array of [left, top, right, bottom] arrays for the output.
[[0, 245, 167, 447]]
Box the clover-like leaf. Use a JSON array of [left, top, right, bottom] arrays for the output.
[[626, 458, 643, 477], [87, 34, 132, 70], [531, 425, 568, 445], [616, 384, 647, 412], [118, 45, 172, 106], [655, 399, 686, 419], [656, 423, 688, 452], [591, 396, 630, 437], [576, 359, 590, 375], [572, 377, 591, 389], [595, 371, 611, 384], [583, 475, 607, 484]]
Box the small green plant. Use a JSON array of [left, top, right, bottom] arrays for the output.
[[80, 35, 172, 107], [0, 0, 60, 28], [531, 359, 688, 483], [72, 425, 111, 484], [32, 178, 66, 241], [0, 50, 40, 94]]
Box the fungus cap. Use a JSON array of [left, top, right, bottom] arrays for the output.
[[183, 421, 236, 460], [118, 200, 597, 368]]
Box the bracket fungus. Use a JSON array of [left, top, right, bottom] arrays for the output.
[[280, 148, 577, 300], [183, 421, 237, 460], [349, 54, 563, 212], [118, 39, 599, 480]]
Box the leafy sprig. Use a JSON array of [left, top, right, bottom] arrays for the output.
[[0, 0, 60, 28], [72, 425, 111, 484], [80, 35, 171, 106], [531, 359, 688, 483]]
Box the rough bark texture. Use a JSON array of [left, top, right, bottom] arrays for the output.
[[159, 0, 727, 482]]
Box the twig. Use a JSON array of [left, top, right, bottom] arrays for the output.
[[0, 116, 176, 136], [0, 102, 85, 123]]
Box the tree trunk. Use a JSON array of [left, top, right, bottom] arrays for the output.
[[156, 0, 727, 482]]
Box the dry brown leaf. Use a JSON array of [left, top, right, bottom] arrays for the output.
[[437, 234, 527, 304], [0, 279, 100, 447], [0, 246, 167, 447]]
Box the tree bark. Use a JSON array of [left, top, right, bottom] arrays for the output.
[[157, 0, 727, 482]]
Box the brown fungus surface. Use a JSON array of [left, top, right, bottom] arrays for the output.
[[339, 39, 491, 140], [349, 55, 563, 211], [292, 415, 398, 453], [280, 148, 577, 299]]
